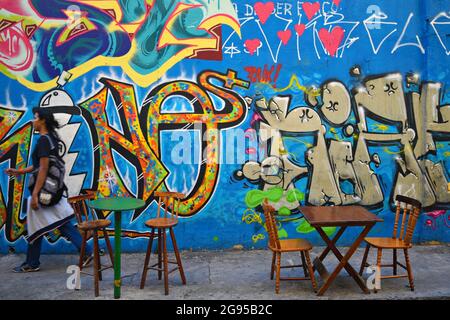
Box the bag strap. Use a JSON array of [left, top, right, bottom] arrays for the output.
[[42, 134, 56, 151], [42, 134, 64, 162]]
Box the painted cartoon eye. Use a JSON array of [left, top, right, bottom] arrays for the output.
[[384, 82, 397, 95], [326, 101, 339, 112]]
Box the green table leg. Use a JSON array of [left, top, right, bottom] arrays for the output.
[[114, 211, 122, 299]]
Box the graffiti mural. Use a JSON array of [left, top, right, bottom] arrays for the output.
[[237, 69, 450, 242], [0, 0, 239, 90], [0, 0, 449, 253]]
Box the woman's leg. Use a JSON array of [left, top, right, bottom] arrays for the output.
[[59, 221, 92, 256], [25, 236, 43, 268]]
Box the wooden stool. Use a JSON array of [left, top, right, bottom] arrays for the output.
[[140, 192, 186, 295], [68, 191, 114, 297]]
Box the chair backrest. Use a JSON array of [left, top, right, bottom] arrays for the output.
[[68, 191, 98, 223], [262, 200, 281, 250], [154, 191, 184, 220], [392, 195, 422, 244]]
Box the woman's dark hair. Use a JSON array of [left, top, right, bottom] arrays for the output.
[[32, 107, 60, 139]]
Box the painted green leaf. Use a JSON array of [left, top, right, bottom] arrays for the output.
[[278, 207, 291, 216], [286, 189, 304, 203], [323, 227, 337, 236], [296, 220, 336, 236], [296, 220, 316, 234], [278, 228, 288, 239], [244, 187, 284, 208]]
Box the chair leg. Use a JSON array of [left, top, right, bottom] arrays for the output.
[[79, 231, 87, 271], [140, 228, 155, 289], [359, 244, 370, 276], [93, 231, 100, 297], [305, 251, 317, 293], [162, 229, 169, 295], [404, 248, 414, 291], [169, 227, 186, 285], [270, 252, 276, 280], [374, 248, 382, 293], [393, 249, 397, 276], [275, 253, 281, 294], [103, 228, 114, 267], [300, 251, 309, 277], [158, 228, 162, 280]]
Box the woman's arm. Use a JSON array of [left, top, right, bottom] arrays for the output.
[[30, 157, 49, 210], [5, 166, 34, 176]]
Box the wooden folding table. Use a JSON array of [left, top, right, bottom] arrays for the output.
[[300, 206, 383, 296]]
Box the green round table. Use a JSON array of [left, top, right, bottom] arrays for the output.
[[88, 197, 145, 299]]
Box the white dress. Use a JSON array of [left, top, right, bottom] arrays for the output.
[[26, 196, 75, 243]]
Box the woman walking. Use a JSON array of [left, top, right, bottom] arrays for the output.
[[6, 107, 93, 272]]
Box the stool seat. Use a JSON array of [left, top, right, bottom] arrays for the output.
[[78, 219, 111, 231], [145, 217, 178, 228]]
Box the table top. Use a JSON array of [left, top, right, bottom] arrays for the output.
[[300, 206, 383, 227], [88, 197, 146, 211]]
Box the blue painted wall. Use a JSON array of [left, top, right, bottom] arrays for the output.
[[0, 0, 449, 254]]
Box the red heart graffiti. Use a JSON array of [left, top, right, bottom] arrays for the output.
[[294, 24, 306, 37], [333, 0, 342, 6], [254, 2, 274, 25], [244, 39, 262, 55], [318, 26, 345, 57], [302, 2, 320, 21], [277, 30, 292, 45]]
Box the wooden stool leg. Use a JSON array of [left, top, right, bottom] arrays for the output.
[[359, 244, 371, 276], [169, 227, 186, 285], [374, 248, 382, 293], [393, 249, 397, 276], [93, 231, 100, 297], [103, 228, 114, 267], [275, 253, 281, 294], [158, 229, 162, 280], [162, 229, 169, 295], [404, 248, 414, 291], [96, 232, 102, 281], [79, 231, 87, 270], [140, 228, 155, 289], [300, 251, 309, 277], [305, 251, 317, 293], [270, 252, 276, 280]]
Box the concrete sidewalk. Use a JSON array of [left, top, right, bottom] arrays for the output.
[[0, 244, 449, 300]]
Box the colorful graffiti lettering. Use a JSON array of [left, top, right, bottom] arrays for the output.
[[0, 0, 240, 90], [238, 69, 450, 210], [0, 69, 249, 242]]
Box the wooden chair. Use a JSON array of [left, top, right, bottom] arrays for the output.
[[140, 191, 186, 295], [359, 195, 422, 291], [262, 200, 317, 294], [68, 191, 114, 297]]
